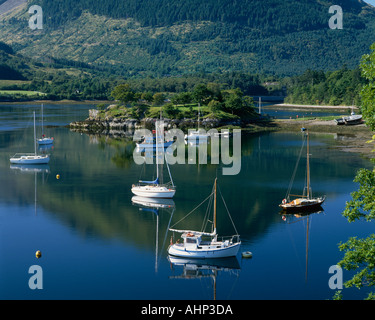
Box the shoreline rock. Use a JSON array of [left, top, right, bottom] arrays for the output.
[[69, 109, 242, 133]]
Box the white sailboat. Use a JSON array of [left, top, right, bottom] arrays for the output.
[[10, 111, 50, 165], [168, 178, 241, 259], [137, 109, 173, 149], [136, 136, 173, 149], [132, 120, 176, 198], [37, 104, 54, 145], [184, 103, 209, 142]]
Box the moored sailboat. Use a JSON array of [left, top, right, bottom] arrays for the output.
[[37, 104, 54, 145], [10, 111, 50, 165], [279, 128, 325, 212], [168, 178, 241, 258], [184, 103, 209, 142], [132, 120, 176, 198]]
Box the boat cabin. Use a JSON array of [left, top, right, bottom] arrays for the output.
[[182, 232, 202, 249], [180, 232, 233, 250]]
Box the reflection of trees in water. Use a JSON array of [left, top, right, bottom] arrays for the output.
[[94, 134, 136, 169], [23, 130, 370, 252]]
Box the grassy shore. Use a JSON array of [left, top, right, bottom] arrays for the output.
[[242, 118, 375, 159]]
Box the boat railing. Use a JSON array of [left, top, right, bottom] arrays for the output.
[[163, 181, 176, 189], [216, 234, 240, 244], [12, 153, 36, 157], [136, 181, 159, 186], [288, 194, 307, 198], [135, 180, 176, 188]]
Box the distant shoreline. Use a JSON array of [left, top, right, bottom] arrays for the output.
[[272, 103, 359, 110], [0, 100, 360, 110], [272, 118, 374, 158], [0, 100, 110, 105]]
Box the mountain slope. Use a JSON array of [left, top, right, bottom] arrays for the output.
[[0, 0, 375, 76]]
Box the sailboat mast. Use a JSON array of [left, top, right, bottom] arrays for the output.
[[33, 111, 37, 156], [156, 120, 159, 181], [213, 178, 217, 234], [258, 97, 261, 115], [306, 131, 310, 199], [41, 104, 44, 137], [198, 103, 200, 130]]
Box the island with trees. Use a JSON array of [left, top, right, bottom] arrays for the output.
[[69, 82, 261, 133]]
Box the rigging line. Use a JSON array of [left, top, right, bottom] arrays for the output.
[[285, 134, 306, 199], [201, 184, 214, 233], [218, 185, 238, 235], [158, 122, 174, 187], [170, 191, 214, 228], [14, 112, 34, 148], [138, 159, 147, 181], [202, 183, 214, 232]]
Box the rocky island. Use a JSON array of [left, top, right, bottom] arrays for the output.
[[69, 83, 258, 134], [69, 104, 243, 134]]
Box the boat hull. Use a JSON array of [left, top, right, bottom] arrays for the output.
[[37, 137, 54, 145], [344, 115, 362, 125], [131, 185, 176, 198], [136, 141, 173, 149], [168, 242, 241, 259], [279, 198, 325, 212], [336, 114, 362, 126], [10, 155, 50, 165], [184, 134, 209, 141]]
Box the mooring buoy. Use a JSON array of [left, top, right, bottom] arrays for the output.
[[242, 251, 252, 258]]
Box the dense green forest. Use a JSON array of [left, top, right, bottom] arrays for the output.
[[283, 67, 366, 106], [35, 0, 366, 31], [0, 40, 270, 100], [0, 39, 368, 107], [1, 0, 375, 76]]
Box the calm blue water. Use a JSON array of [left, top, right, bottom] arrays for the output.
[[0, 103, 373, 300], [262, 105, 346, 119]]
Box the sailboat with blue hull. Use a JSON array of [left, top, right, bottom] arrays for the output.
[[10, 111, 50, 165], [37, 104, 54, 145]]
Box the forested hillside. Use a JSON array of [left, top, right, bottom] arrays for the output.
[[0, 38, 367, 106], [35, 0, 367, 31], [283, 67, 366, 106], [0, 0, 374, 76]]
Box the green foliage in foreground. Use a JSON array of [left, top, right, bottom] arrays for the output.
[[334, 167, 375, 300], [343, 168, 375, 223], [359, 43, 375, 131], [339, 168, 375, 299], [335, 42, 375, 300]]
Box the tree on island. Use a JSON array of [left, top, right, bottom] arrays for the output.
[[110, 83, 135, 105], [107, 81, 258, 123]]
